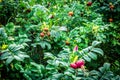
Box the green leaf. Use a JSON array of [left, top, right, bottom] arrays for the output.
[[23, 74, 32, 80], [64, 71, 73, 76], [92, 41, 101, 47], [91, 48, 103, 56], [99, 63, 110, 73], [99, 67, 105, 73], [46, 65, 55, 70], [83, 55, 91, 62], [90, 70, 100, 76], [0, 28, 7, 38], [52, 73, 63, 78], [88, 52, 97, 60], [0, 52, 10, 60], [44, 52, 55, 59], [45, 42, 51, 50], [13, 45, 24, 52], [14, 55, 23, 61], [103, 63, 110, 71], [17, 54, 29, 58], [40, 41, 46, 49], [6, 56, 14, 64]]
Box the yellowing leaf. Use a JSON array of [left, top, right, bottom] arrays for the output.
[[73, 55, 78, 63], [1, 44, 8, 50], [0, 0, 2, 2], [92, 26, 99, 33]]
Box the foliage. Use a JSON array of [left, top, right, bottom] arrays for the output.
[[0, 0, 120, 79]]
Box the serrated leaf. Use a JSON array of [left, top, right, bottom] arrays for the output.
[[88, 52, 97, 60], [0, 52, 10, 60], [6, 56, 14, 64], [13, 45, 24, 52], [40, 41, 46, 49], [23, 74, 32, 80], [30, 62, 40, 68], [91, 48, 103, 56], [83, 55, 91, 62], [64, 71, 73, 76], [103, 63, 110, 71], [99, 67, 105, 73], [99, 63, 110, 73], [44, 52, 55, 59], [59, 26, 67, 31], [14, 55, 23, 61], [92, 41, 101, 47], [18, 54, 29, 58], [45, 42, 51, 50], [90, 70, 100, 76], [46, 65, 55, 70], [53, 73, 63, 78]]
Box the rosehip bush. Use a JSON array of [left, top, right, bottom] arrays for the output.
[[0, 0, 120, 79]]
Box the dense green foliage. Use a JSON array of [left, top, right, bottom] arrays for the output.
[[0, 0, 120, 79]]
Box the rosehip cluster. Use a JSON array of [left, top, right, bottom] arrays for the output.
[[70, 60, 85, 69], [40, 28, 50, 38]]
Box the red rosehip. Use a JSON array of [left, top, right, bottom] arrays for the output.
[[40, 32, 45, 37], [70, 63, 77, 69], [75, 60, 85, 68], [87, 2, 92, 6]]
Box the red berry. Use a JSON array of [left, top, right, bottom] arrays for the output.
[[40, 32, 44, 37], [87, 2, 92, 6], [70, 63, 77, 69], [75, 60, 85, 68]]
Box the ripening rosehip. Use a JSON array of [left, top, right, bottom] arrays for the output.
[[75, 60, 85, 68], [70, 63, 77, 69], [109, 5, 114, 10], [87, 2, 92, 6], [68, 11, 74, 16], [43, 27, 49, 32], [109, 18, 113, 22], [65, 41, 70, 45], [40, 32, 45, 37]]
